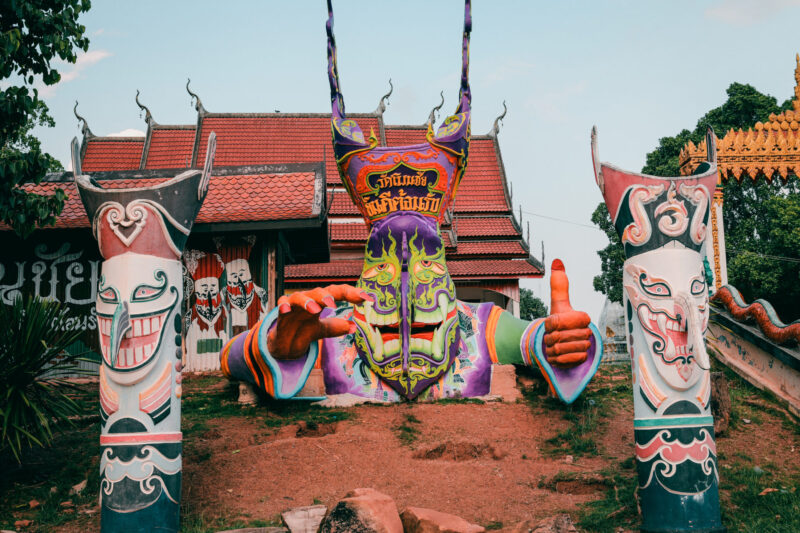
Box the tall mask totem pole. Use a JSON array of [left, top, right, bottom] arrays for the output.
[[74, 134, 216, 532], [592, 128, 724, 532]]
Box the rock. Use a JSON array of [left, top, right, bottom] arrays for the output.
[[314, 393, 387, 408], [490, 364, 522, 402], [28, 499, 40, 509], [710, 372, 730, 436], [320, 488, 403, 533], [70, 478, 87, 495], [281, 504, 327, 533], [13, 520, 32, 529], [238, 382, 258, 405], [502, 514, 577, 533], [400, 507, 485, 533], [60, 500, 75, 508]]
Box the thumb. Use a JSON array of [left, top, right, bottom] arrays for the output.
[[550, 259, 573, 315]]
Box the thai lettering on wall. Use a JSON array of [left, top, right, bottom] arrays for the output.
[[0, 241, 101, 334]]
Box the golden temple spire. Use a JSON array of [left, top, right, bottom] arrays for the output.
[[794, 53, 800, 112]]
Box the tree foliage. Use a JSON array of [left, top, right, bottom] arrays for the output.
[[520, 287, 548, 320], [592, 82, 799, 320], [0, 0, 91, 238]]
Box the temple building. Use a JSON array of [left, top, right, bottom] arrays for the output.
[[0, 85, 543, 371]]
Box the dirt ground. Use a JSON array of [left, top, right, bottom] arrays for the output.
[[3, 364, 800, 532]]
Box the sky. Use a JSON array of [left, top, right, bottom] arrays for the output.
[[31, 0, 800, 321]]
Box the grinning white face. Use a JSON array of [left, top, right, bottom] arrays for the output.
[[96, 253, 180, 383], [623, 247, 709, 390]]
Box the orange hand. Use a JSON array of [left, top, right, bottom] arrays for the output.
[[267, 284, 371, 360], [544, 259, 592, 367]]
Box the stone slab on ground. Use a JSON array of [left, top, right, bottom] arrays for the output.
[[320, 487, 403, 533], [281, 504, 327, 533], [401, 506, 485, 533]]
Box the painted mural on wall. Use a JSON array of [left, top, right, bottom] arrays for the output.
[[184, 251, 228, 372], [74, 134, 215, 533], [220, 0, 604, 405], [217, 236, 267, 336], [181, 237, 267, 372], [592, 127, 724, 532]]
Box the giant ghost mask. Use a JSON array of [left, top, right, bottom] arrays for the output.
[[326, 0, 472, 399]]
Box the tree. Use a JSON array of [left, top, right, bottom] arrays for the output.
[[592, 82, 800, 320], [1, 0, 91, 238], [520, 288, 548, 320]]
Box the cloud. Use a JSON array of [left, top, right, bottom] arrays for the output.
[[108, 128, 146, 137], [38, 49, 112, 98], [705, 0, 800, 26], [92, 28, 105, 36]]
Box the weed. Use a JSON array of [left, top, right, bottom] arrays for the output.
[[720, 462, 800, 532], [395, 414, 422, 446], [484, 520, 503, 530], [574, 461, 639, 533]]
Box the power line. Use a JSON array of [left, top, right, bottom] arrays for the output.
[[519, 209, 601, 230], [727, 248, 800, 264]]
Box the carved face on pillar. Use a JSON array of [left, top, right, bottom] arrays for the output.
[[623, 247, 709, 390], [352, 212, 459, 399]]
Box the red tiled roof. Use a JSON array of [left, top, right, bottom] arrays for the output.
[[385, 126, 428, 145], [329, 190, 361, 215], [453, 241, 527, 257], [82, 138, 144, 171], [145, 128, 196, 169], [456, 216, 519, 237], [11, 172, 319, 229], [448, 259, 543, 278], [453, 138, 509, 213], [330, 223, 369, 241], [194, 115, 382, 186], [285, 258, 542, 281]]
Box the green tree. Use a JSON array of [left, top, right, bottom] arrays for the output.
[[520, 287, 548, 320], [592, 82, 800, 320], [1, 0, 91, 238]]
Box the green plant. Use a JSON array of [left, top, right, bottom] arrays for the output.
[[0, 296, 90, 461]]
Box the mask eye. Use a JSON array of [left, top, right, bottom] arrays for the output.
[[99, 287, 118, 304], [363, 263, 396, 282], [639, 273, 671, 298], [691, 278, 706, 296]]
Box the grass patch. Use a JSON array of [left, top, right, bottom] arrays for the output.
[[483, 520, 504, 530], [395, 414, 422, 446], [574, 457, 638, 533], [521, 365, 633, 458], [720, 462, 800, 532]]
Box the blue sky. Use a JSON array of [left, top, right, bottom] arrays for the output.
[[33, 0, 800, 320]]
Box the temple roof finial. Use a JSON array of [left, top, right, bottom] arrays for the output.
[[487, 101, 507, 138], [73, 100, 93, 138], [135, 90, 156, 127], [374, 78, 393, 115], [427, 91, 445, 127], [186, 78, 207, 114]]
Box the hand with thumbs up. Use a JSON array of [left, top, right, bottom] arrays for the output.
[[544, 259, 592, 367]]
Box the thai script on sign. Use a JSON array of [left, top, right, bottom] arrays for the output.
[[363, 189, 441, 219], [374, 171, 429, 189]]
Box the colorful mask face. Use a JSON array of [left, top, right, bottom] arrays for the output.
[[624, 247, 710, 392], [225, 258, 254, 311], [194, 277, 221, 322], [96, 253, 180, 384], [352, 212, 459, 399]]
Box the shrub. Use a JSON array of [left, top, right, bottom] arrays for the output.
[[0, 296, 90, 461]]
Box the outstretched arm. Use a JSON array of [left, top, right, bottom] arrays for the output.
[[492, 259, 602, 403]]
